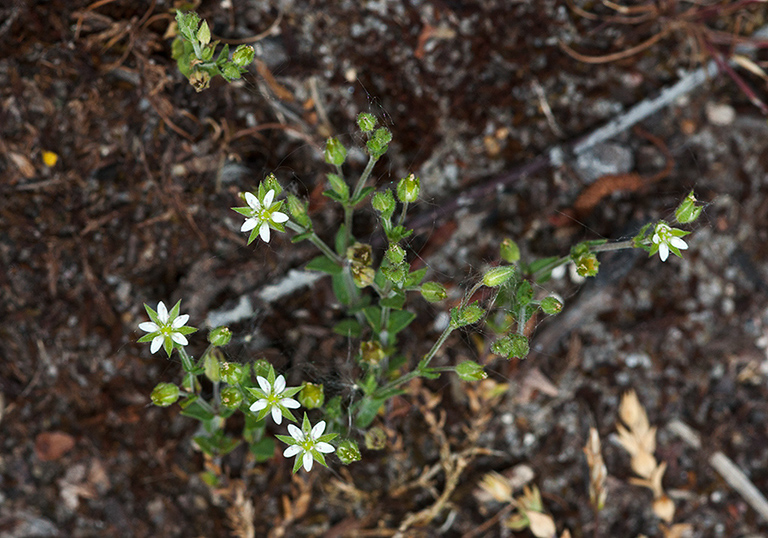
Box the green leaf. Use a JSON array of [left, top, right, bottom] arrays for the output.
[[333, 318, 362, 338], [180, 397, 215, 421], [350, 186, 375, 206], [305, 255, 342, 275], [249, 437, 275, 463], [322, 189, 347, 204], [355, 397, 386, 429], [332, 272, 351, 306], [363, 306, 382, 331], [387, 310, 416, 336], [335, 224, 349, 255], [404, 267, 427, 288], [379, 290, 406, 309], [291, 231, 313, 243], [386, 225, 413, 243]]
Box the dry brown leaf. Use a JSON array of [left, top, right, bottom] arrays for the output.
[[527, 510, 557, 538], [8, 152, 36, 178], [653, 493, 676, 523], [619, 390, 650, 436], [583, 428, 607, 509], [35, 431, 76, 461]]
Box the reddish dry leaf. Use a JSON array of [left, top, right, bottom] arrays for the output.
[[35, 431, 76, 461]]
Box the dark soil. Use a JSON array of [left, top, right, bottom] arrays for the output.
[[2, 1, 768, 537]]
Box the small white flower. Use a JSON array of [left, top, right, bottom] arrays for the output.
[[652, 222, 688, 262], [248, 374, 300, 425], [281, 417, 336, 472], [138, 300, 196, 356], [238, 189, 289, 243]]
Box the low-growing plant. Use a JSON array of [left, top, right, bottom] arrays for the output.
[[140, 10, 704, 477], [171, 10, 255, 91]]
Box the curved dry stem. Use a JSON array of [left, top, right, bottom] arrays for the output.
[[560, 27, 671, 64]]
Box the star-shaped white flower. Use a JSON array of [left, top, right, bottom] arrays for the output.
[[651, 222, 689, 262], [138, 300, 196, 357], [278, 414, 337, 472], [248, 374, 300, 425], [237, 189, 289, 244]]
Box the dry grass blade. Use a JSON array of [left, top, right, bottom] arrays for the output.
[[583, 427, 607, 510]]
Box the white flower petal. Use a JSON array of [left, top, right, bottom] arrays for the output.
[[244, 191, 260, 210], [172, 314, 189, 328], [652, 233, 661, 245], [271, 406, 283, 424], [315, 442, 335, 454], [287, 424, 304, 441], [310, 420, 326, 439], [284, 445, 302, 458], [658, 243, 669, 262], [157, 302, 169, 323], [241, 218, 258, 232], [302, 451, 313, 472], [170, 333, 188, 346], [250, 400, 267, 412], [139, 321, 159, 333], [259, 222, 271, 242], [670, 237, 688, 250], [274, 375, 286, 393], [256, 376, 271, 394], [281, 398, 300, 409], [271, 211, 289, 224], [150, 335, 164, 354], [263, 189, 275, 208]]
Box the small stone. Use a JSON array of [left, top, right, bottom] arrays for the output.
[[705, 102, 735, 126], [574, 142, 634, 183]]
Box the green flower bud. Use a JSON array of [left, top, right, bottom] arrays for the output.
[[176, 11, 201, 40], [491, 334, 529, 359], [262, 173, 283, 196], [327, 173, 349, 198], [540, 296, 563, 315], [382, 262, 407, 286], [450, 302, 485, 328], [251, 359, 271, 380], [357, 112, 377, 133], [574, 253, 600, 278], [483, 265, 516, 287], [324, 137, 347, 166], [232, 44, 255, 67], [336, 438, 362, 464], [455, 360, 487, 382], [196, 20, 211, 45], [221, 62, 242, 81], [286, 193, 310, 227], [675, 190, 703, 224], [220, 362, 245, 385], [151, 382, 180, 407], [208, 326, 232, 347], [372, 190, 396, 219], [360, 341, 386, 365], [298, 382, 325, 409], [366, 128, 392, 158], [220, 386, 243, 409], [373, 127, 392, 146], [189, 69, 211, 92], [500, 238, 520, 263], [347, 242, 373, 266], [420, 282, 447, 302], [365, 426, 387, 450], [386, 244, 406, 264], [396, 173, 420, 203], [516, 280, 534, 306]]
